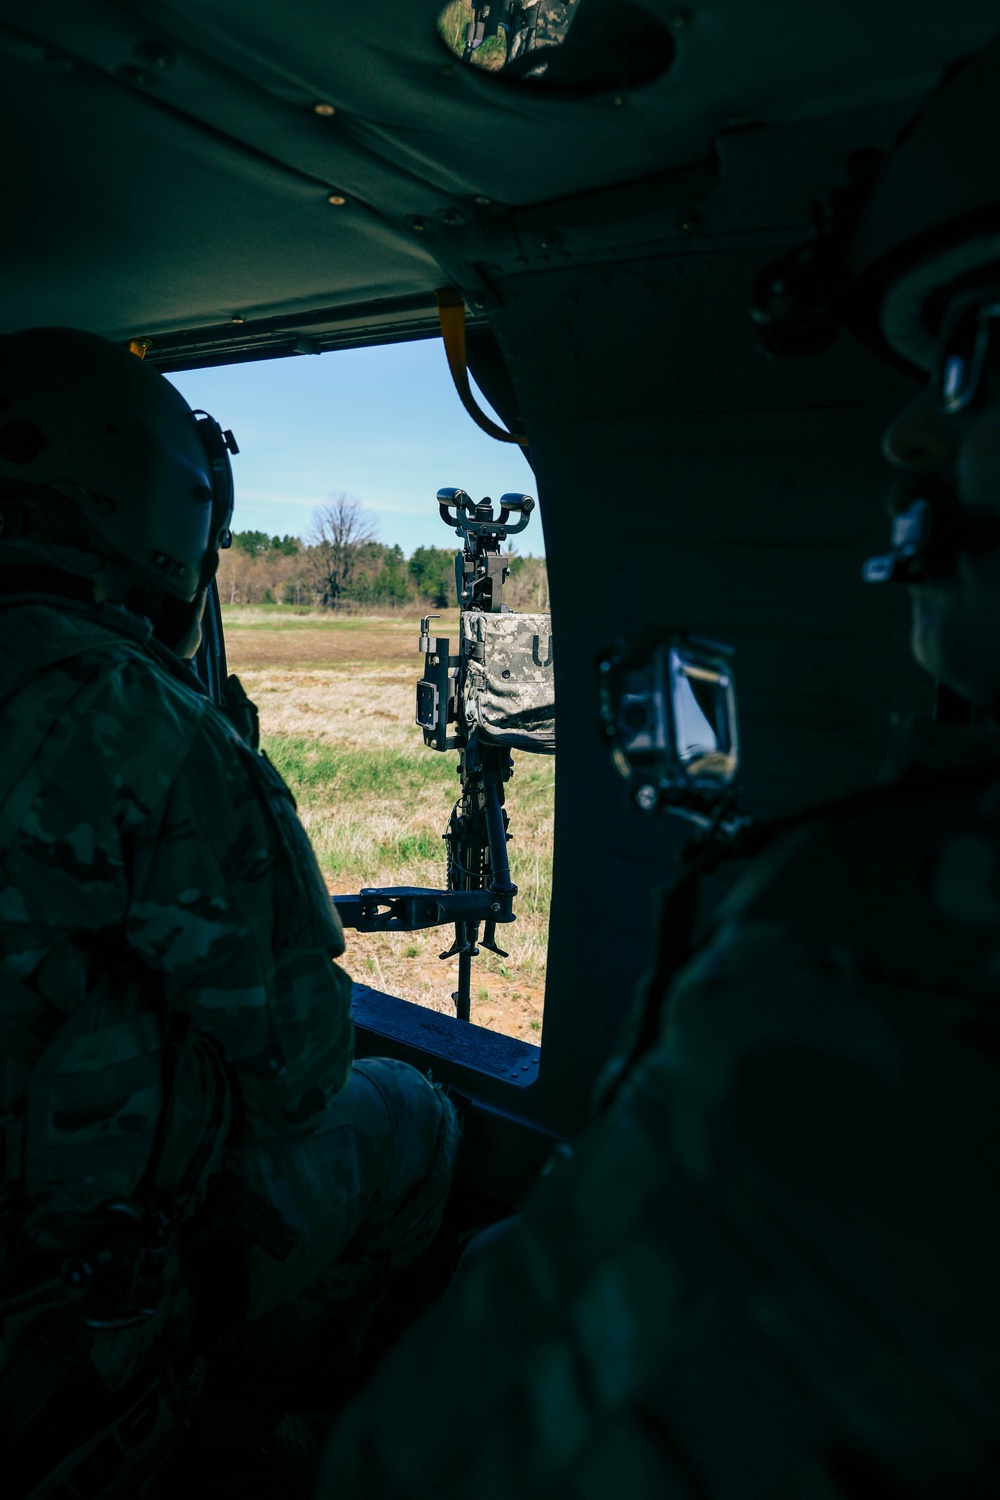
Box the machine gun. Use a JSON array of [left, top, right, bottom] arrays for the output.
[[334, 487, 554, 1021]]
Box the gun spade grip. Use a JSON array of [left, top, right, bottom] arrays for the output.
[[437, 487, 472, 509], [498, 492, 534, 514]]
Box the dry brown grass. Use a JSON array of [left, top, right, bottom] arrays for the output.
[[224, 608, 553, 1040]]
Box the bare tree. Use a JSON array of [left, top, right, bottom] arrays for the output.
[[308, 493, 377, 608]]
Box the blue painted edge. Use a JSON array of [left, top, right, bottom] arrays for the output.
[[351, 983, 541, 1085]]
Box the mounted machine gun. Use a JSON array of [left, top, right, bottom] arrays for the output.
[[334, 487, 554, 1020]]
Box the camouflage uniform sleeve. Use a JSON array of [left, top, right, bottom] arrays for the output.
[[321, 811, 1000, 1498], [125, 697, 354, 1145]]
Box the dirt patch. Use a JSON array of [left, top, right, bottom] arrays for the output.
[[223, 611, 461, 672], [347, 931, 545, 1042]]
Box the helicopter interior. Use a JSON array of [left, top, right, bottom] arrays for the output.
[[3, 0, 996, 1215]]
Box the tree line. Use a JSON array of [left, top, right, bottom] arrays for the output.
[[216, 493, 549, 612]]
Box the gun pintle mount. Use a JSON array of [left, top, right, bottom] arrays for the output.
[[334, 487, 545, 1022]]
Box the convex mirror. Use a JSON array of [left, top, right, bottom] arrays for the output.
[[435, 0, 674, 92], [437, 0, 580, 77]]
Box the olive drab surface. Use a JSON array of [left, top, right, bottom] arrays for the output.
[[0, 598, 353, 1353], [322, 728, 1000, 1498], [460, 611, 555, 752]]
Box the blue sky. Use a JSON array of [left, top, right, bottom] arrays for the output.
[[169, 338, 538, 557]]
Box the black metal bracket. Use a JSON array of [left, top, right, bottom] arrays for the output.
[[416, 617, 459, 751], [334, 886, 516, 933]]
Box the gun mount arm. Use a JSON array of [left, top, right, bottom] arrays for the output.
[[333, 885, 516, 934]]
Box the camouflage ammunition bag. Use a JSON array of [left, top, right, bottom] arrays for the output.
[[460, 611, 554, 753]]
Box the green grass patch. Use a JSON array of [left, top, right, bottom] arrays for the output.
[[436, 1, 508, 71], [263, 735, 455, 800], [393, 830, 443, 863], [222, 605, 461, 632]]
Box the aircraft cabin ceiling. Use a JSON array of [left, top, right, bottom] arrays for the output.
[[1, 0, 998, 366]]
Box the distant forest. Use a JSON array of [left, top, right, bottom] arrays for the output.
[[217, 493, 549, 611]]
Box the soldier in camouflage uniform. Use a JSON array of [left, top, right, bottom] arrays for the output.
[[0, 328, 458, 1482], [320, 37, 1000, 1500]]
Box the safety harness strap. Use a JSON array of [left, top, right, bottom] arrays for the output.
[[436, 289, 529, 447]]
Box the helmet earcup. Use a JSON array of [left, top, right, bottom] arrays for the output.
[[0, 329, 235, 603]]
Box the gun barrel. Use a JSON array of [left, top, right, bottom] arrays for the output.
[[483, 780, 515, 893]]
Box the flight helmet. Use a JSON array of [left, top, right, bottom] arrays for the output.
[[848, 34, 1000, 376], [0, 327, 236, 603]]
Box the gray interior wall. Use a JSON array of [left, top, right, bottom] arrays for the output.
[[492, 248, 931, 1123]]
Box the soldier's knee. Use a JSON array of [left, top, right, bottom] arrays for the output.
[[350, 1057, 460, 1206]]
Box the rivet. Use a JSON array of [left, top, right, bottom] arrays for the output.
[[231, 314, 245, 324], [474, 195, 492, 206], [328, 193, 347, 206], [411, 217, 428, 233], [612, 95, 625, 106], [136, 41, 174, 69], [441, 209, 461, 225], [314, 102, 336, 116]]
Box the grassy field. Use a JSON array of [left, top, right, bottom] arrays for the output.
[[223, 607, 553, 1039], [437, 1, 509, 69]]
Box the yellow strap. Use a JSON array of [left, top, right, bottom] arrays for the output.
[[436, 290, 528, 447]]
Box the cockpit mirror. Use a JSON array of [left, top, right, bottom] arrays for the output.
[[437, 0, 580, 77], [597, 636, 743, 829], [435, 0, 675, 93]]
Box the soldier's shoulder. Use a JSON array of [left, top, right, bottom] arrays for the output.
[[715, 755, 1000, 998], [16, 603, 208, 712], [754, 733, 1000, 867], [0, 602, 225, 802]]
